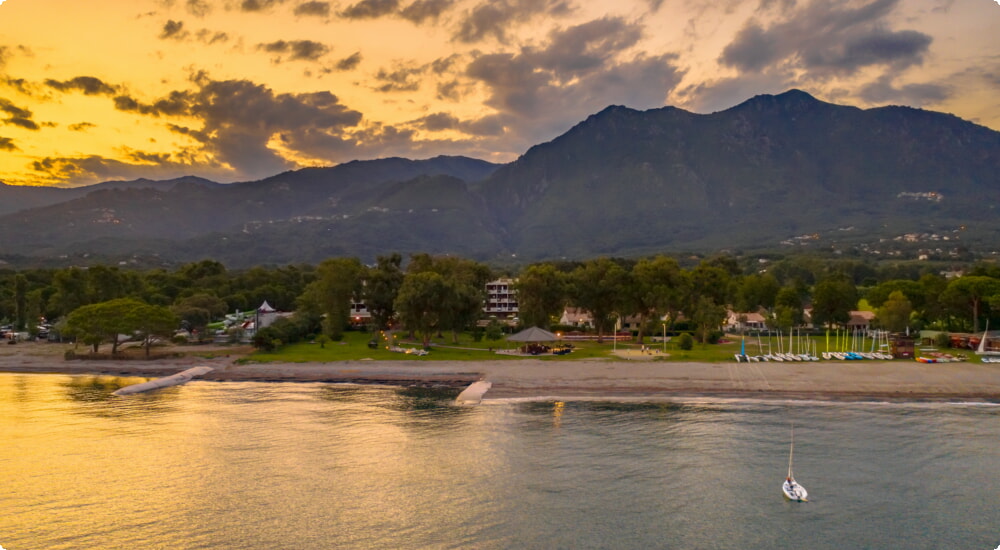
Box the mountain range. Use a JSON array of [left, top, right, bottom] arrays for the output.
[[1, 89, 998, 268]]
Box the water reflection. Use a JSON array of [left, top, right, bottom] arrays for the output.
[[62, 375, 142, 402], [316, 384, 371, 402], [519, 400, 686, 417], [62, 375, 180, 418]]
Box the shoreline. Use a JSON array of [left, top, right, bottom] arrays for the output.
[[3, 343, 1000, 403]]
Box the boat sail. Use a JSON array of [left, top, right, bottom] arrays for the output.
[[976, 323, 1000, 362], [782, 425, 808, 502]]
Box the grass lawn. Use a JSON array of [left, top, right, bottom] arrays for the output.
[[226, 330, 981, 364], [247, 330, 763, 363]]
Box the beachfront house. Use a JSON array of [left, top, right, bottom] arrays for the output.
[[559, 307, 594, 328], [725, 310, 768, 333], [846, 310, 876, 333]]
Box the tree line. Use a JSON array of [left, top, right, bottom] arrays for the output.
[[2, 254, 999, 352]]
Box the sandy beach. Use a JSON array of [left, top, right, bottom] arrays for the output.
[[4, 341, 1000, 402]]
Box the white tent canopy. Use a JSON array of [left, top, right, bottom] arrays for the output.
[[507, 326, 559, 342]]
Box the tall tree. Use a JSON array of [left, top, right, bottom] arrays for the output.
[[773, 286, 805, 328], [87, 265, 132, 303], [917, 273, 949, 327], [692, 295, 727, 343], [172, 293, 229, 339], [628, 255, 685, 343], [941, 276, 1000, 332], [65, 298, 146, 353], [409, 256, 491, 343], [569, 258, 629, 343], [396, 271, 448, 347], [514, 263, 567, 329], [735, 273, 780, 313], [363, 253, 404, 330], [811, 275, 858, 329], [865, 279, 924, 310], [299, 258, 364, 340], [876, 291, 913, 333], [685, 262, 731, 318], [13, 274, 27, 331], [130, 303, 179, 357], [48, 267, 90, 318]]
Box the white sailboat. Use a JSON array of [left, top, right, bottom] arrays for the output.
[[976, 322, 1000, 361], [782, 425, 808, 502]]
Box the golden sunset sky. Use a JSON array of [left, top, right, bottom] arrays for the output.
[[1, 0, 998, 187]]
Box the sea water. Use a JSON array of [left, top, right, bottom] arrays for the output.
[[1, 372, 999, 549]]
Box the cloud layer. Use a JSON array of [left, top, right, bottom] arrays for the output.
[[0, 0, 995, 186]]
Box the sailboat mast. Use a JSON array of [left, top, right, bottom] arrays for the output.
[[788, 425, 795, 479]]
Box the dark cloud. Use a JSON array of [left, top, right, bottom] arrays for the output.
[[340, 0, 400, 19], [644, 0, 664, 12], [294, 1, 330, 17], [834, 29, 932, 70], [336, 52, 363, 71], [857, 75, 950, 105], [530, 17, 642, 76], [412, 112, 459, 131], [373, 63, 424, 92], [3, 78, 39, 96], [719, 0, 932, 76], [68, 122, 96, 132], [464, 17, 684, 147], [241, 0, 285, 12], [0, 45, 30, 70], [0, 98, 40, 130], [436, 80, 461, 101], [258, 40, 330, 62], [160, 19, 189, 40], [719, 22, 775, 73], [408, 111, 505, 136], [0, 137, 18, 152], [158, 19, 228, 44], [30, 151, 225, 186], [33, 71, 373, 185], [430, 54, 461, 74], [44, 76, 118, 96], [195, 29, 230, 44], [114, 90, 192, 117], [454, 0, 573, 43], [186, 0, 212, 16], [399, 0, 453, 23], [120, 74, 364, 178], [0, 44, 33, 70]]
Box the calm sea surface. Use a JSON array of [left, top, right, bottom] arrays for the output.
[[2, 372, 999, 549]]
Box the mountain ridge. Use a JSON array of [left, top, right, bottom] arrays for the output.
[[0, 91, 997, 267]]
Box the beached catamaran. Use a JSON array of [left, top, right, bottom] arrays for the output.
[[782, 425, 808, 502]]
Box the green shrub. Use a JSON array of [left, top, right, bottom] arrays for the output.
[[934, 332, 951, 348], [677, 333, 694, 350]]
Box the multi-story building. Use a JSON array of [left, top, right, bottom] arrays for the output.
[[484, 278, 518, 319]]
